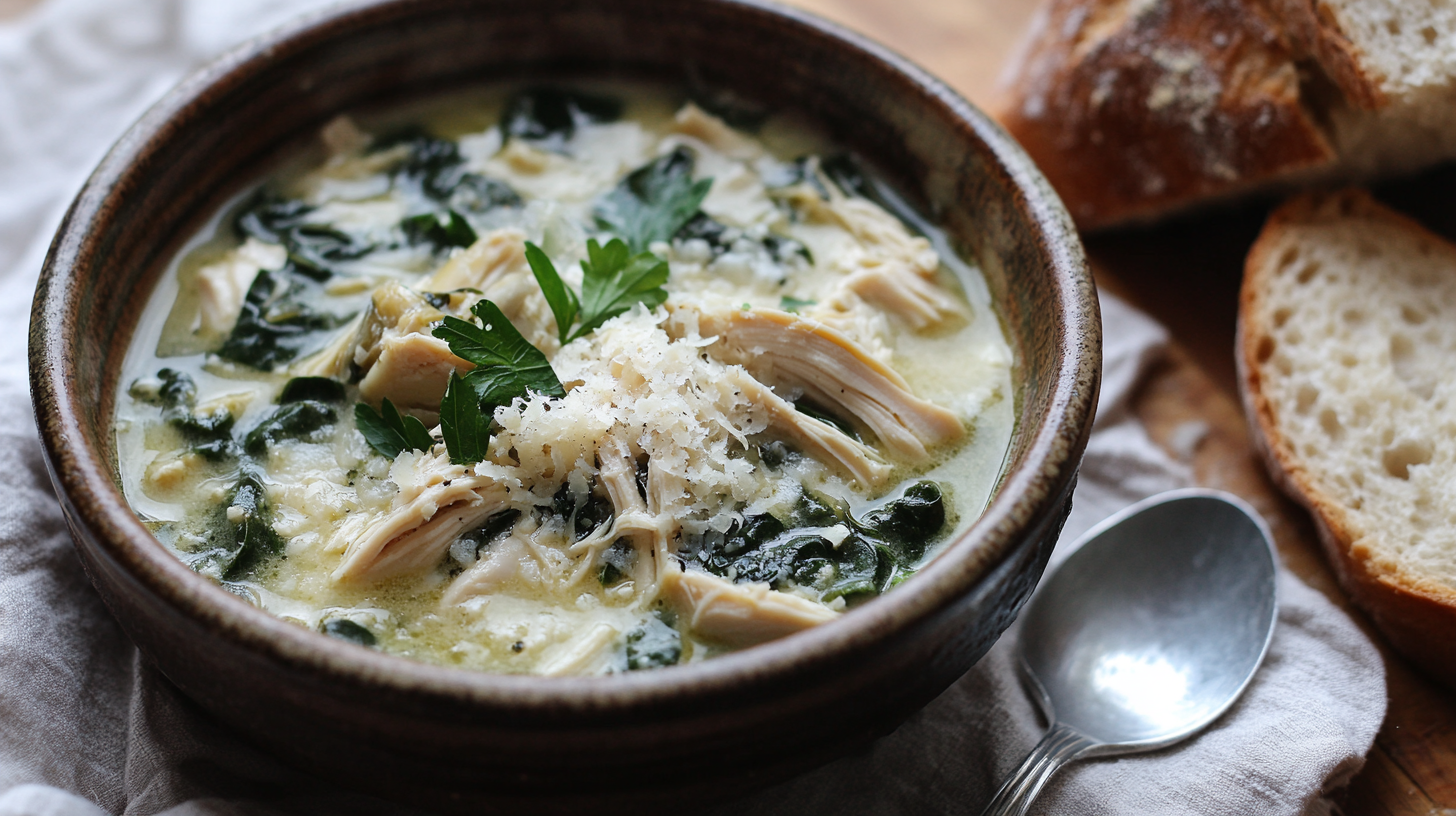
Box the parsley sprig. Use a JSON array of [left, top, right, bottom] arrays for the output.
[[355, 398, 434, 459], [431, 300, 566, 464], [526, 239, 669, 344]]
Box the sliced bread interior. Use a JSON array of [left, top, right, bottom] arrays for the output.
[[1240, 188, 1456, 683]]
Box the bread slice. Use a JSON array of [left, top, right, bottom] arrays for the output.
[[1239, 188, 1456, 685], [997, 0, 1456, 230]]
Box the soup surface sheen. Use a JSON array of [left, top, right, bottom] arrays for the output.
[[114, 85, 1014, 675]]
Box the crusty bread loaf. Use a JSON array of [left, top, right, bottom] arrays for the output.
[[1239, 188, 1456, 685], [997, 0, 1456, 230]]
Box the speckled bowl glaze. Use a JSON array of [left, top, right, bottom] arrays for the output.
[[29, 0, 1099, 811]]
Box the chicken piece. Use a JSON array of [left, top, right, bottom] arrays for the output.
[[422, 227, 530, 292], [840, 265, 965, 333], [538, 623, 620, 676], [671, 103, 761, 160], [357, 332, 467, 413], [663, 568, 837, 648], [193, 238, 287, 337], [719, 368, 891, 489], [333, 456, 509, 583], [568, 434, 674, 593], [671, 305, 965, 463], [441, 534, 529, 606]]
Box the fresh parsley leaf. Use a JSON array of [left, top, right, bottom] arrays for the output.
[[572, 238, 669, 341], [594, 147, 713, 253], [524, 242, 579, 344], [438, 371, 493, 466], [355, 398, 434, 460], [432, 301, 565, 403], [780, 296, 816, 313], [430, 300, 566, 465]]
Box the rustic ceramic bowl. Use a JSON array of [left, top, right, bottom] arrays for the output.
[[29, 0, 1099, 811]]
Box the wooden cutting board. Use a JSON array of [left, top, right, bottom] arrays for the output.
[[3, 0, 1450, 810], [777, 0, 1456, 812]]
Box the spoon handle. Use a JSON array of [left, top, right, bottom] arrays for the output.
[[979, 722, 1097, 816]]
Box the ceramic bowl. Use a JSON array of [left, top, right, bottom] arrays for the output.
[[28, 0, 1099, 811]]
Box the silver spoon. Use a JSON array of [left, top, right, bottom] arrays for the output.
[[980, 489, 1278, 816]]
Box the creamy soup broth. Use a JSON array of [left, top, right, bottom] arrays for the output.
[[114, 84, 1015, 675]]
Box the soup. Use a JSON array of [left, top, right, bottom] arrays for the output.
[[113, 85, 1014, 675]]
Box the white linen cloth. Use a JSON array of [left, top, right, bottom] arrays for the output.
[[0, 1, 1385, 813]]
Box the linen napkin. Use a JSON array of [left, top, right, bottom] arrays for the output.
[[0, 1, 1385, 814]]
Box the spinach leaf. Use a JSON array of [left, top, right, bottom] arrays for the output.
[[129, 367, 197, 409], [377, 131, 522, 212], [594, 147, 713, 253], [573, 238, 669, 340], [850, 480, 946, 562], [354, 398, 434, 460], [131, 369, 237, 456], [401, 209, 478, 252], [236, 195, 374, 280], [216, 265, 349, 370], [322, 619, 376, 647], [208, 468, 284, 581], [625, 611, 681, 670], [279, 376, 345, 404], [550, 482, 614, 543], [459, 509, 521, 557], [501, 87, 622, 148], [779, 296, 816, 314], [243, 401, 336, 456], [599, 540, 636, 586], [437, 371, 494, 466]]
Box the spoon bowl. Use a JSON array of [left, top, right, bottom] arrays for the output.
[[982, 489, 1278, 815]]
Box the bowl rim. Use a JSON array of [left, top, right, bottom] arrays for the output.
[[28, 0, 1099, 712]]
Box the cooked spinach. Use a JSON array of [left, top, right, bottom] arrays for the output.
[[377, 130, 522, 213], [235, 195, 374, 280], [501, 87, 622, 148], [625, 611, 681, 670], [599, 539, 636, 586], [682, 483, 948, 603], [131, 369, 237, 457], [551, 482, 614, 543], [594, 147, 713, 254], [199, 468, 284, 581], [401, 209, 478, 252], [216, 265, 350, 370], [851, 480, 946, 561], [460, 509, 522, 557], [242, 400, 336, 456], [779, 296, 817, 314], [322, 619, 376, 647], [279, 376, 345, 404]]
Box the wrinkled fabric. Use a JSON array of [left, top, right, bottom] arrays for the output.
[[0, 1, 1385, 814]]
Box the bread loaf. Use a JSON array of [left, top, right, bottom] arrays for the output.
[[1239, 188, 1456, 685], [998, 0, 1456, 230]]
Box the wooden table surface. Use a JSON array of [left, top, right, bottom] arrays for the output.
[[5, 0, 1454, 812]]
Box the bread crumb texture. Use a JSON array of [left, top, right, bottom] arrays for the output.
[[1246, 190, 1456, 591]]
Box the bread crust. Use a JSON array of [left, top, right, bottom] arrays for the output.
[[1238, 189, 1456, 687], [995, 0, 1336, 230]]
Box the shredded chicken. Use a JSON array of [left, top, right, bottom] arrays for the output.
[[717, 368, 891, 489], [662, 568, 838, 648], [670, 305, 965, 463], [333, 452, 509, 583]]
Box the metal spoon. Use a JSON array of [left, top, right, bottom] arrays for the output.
[[980, 489, 1279, 816]]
